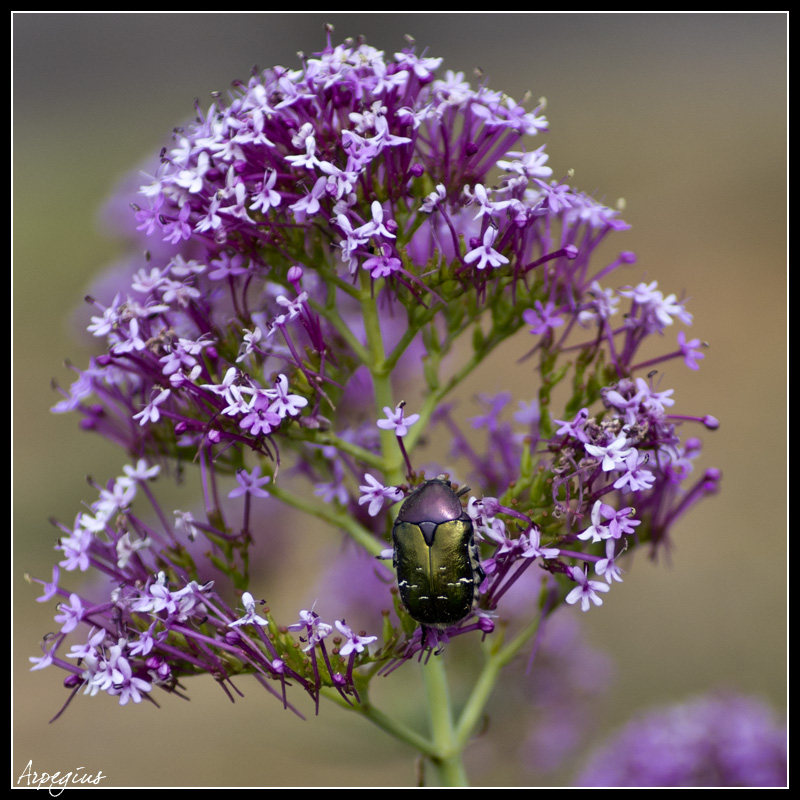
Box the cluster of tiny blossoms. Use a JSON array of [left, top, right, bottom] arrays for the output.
[[575, 693, 786, 787], [30, 459, 375, 718], [36, 32, 719, 716]]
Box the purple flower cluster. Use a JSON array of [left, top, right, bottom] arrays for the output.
[[38, 32, 719, 718], [29, 459, 369, 718], [575, 693, 787, 787]]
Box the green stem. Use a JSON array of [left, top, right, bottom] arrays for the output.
[[455, 614, 544, 747], [422, 655, 470, 786], [286, 428, 385, 469], [266, 482, 383, 557], [400, 352, 481, 456], [309, 296, 370, 364], [359, 272, 405, 485], [384, 309, 436, 372], [321, 686, 439, 759]]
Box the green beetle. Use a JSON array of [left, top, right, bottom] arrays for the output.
[[392, 476, 484, 630]]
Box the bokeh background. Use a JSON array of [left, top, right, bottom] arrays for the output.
[[14, 13, 786, 787]]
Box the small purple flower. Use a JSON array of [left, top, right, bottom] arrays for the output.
[[358, 474, 403, 517], [288, 609, 333, 652], [115, 531, 152, 569], [421, 183, 446, 212], [239, 401, 281, 437], [553, 408, 590, 443], [578, 281, 619, 327], [677, 330, 705, 370], [577, 500, 616, 543], [377, 403, 420, 437], [595, 539, 625, 584], [518, 526, 560, 560], [66, 627, 106, 662], [362, 250, 402, 279], [249, 169, 281, 214], [356, 200, 396, 241], [132, 387, 171, 427], [314, 467, 350, 506], [607, 507, 641, 539], [523, 300, 565, 336], [620, 281, 692, 331], [585, 433, 633, 472], [58, 524, 93, 573], [565, 566, 611, 612], [107, 656, 152, 706], [229, 592, 269, 628], [228, 466, 272, 499], [463, 226, 509, 271], [335, 620, 377, 657], [33, 565, 60, 603], [533, 179, 575, 213], [29, 641, 58, 672], [120, 458, 160, 484], [613, 450, 656, 492], [268, 374, 308, 419]]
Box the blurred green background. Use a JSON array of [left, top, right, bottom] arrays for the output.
[[14, 13, 786, 787]]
